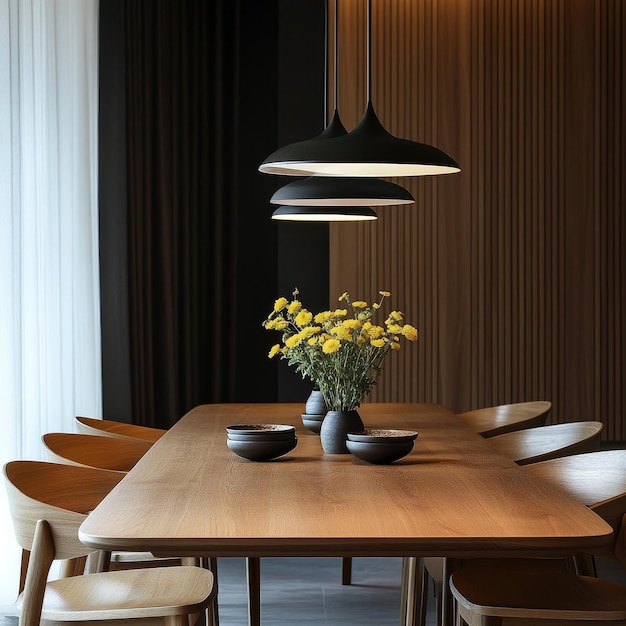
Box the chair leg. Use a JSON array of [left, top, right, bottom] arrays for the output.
[[341, 556, 353, 585], [418, 561, 429, 626], [58, 556, 86, 578], [19, 549, 29, 594], [204, 557, 220, 626], [441, 558, 461, 626], [164, 616, 189, 626]]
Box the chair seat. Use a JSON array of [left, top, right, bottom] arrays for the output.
[[75, 416, 166, 443], [450, 565, 626, 621], [488, 421, 603, 465], [456, 401, 551, 438], [20, 566, 214, 621]]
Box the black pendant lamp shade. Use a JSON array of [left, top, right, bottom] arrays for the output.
[[271, 176, 414, 206], [260, 102, 460, 177], [271, 205, 378, 221], [259, 0, 460, 178]]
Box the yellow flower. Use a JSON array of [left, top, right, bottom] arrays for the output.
[[402, 324, 418, 341], [352, 301, 367, 308], [301, 325, 321, 338], [295, 310, 312, 326], [338, 292, 349, 301], [266, 317, 288, 330], [391, 342, 401, 350], [372, 303, 380, 309], [333, 308, 348, 317], [389, 310, 404, 321], [314, 311, 332, 323], [370, 339, 385, 348], [366, 325, 385, 339], [285, 334, 304, 348], [330, 326, 353, 341], [268, 344, 281, 358], [386, 322, 403, 334], [288, 300, 302, 315], [379, 290, 391, 297], [342, 319, 362, 330], [273, 297, 288, 312], [322, 338, 341, 354], [307, 338, 318, 346]]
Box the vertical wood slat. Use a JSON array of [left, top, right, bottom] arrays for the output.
[[329, 0, 624, 440]]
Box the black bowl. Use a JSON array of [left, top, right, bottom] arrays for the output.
[[347, 429, 418, 443], [301, 413, 325, 434], [227, 437, 298, 461], [346, 439, 414, 464], [227, 431, 296, 442], [226, 424, 296, 438]]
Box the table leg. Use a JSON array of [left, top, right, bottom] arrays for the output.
[[246, 557, 261, 626], [341, 556, 353, 585], [399, 556, 424, 626]]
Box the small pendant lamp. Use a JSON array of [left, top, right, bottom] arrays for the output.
[[270, 176, 412, 207], [260, 0, 460, 178], [271, 205, 377, 221]]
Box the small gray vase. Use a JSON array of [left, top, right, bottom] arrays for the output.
[[304, 388, 327, 416], [320, 409, 364, 454]]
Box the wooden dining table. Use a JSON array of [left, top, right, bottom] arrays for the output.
[[79, 403, 613, 626]]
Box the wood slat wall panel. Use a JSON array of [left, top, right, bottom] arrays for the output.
[[329, 0, 624, 440]]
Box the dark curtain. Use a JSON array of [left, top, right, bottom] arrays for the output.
[[123, 1, 280, 427]]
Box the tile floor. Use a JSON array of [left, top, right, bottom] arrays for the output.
[[213, 555, 626, 625]]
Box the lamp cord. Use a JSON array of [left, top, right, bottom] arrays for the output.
[[367, 0, 372, 103]]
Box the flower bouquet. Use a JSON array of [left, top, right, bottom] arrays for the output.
[[263, 289, 418, 452]]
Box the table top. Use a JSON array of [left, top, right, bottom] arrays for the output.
[[79, 403, 613, 558]]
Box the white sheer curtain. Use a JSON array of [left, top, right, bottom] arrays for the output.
[[0, 0, 100, 611]]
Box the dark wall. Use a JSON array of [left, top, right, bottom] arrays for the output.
[[275, 1, 329, 402], [99, 1, 328, 421]]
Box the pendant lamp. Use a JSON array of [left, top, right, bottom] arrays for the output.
[[271, 205, 377, 221], [271, 176, 412, 207], [269, 0, 412, 217], [260, 0, 460, 178]]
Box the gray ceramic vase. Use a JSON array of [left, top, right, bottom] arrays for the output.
[[304, 388, 328, 416], [319, 409, 364, 454]]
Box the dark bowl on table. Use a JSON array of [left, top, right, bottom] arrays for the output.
[[345, 437, 416, 465], [347, 429, 418, 443], [301, 413, 325, 434], [227, 430, 297, 442], [226, 424, 295, 436], [226, 436, 297, 461]]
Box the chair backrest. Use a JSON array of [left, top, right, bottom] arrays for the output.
[[524, 449, 626, 532], [75, 415, 166, 443], [3, 460, 123, 560], [456, 401, 552, 438], [42, 432, 152, 472], [488, 421, 603, 465]]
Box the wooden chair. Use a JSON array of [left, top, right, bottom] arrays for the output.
[[42, 431, 152, 471], [41, 430, 221, 624], [75, 415, 166, 443], [406, 434, 608, 626], [487, 420, 603, 465], [449, 449, 626, 626], [456, 401, 552, 438], [4, 460, 216, 626]]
